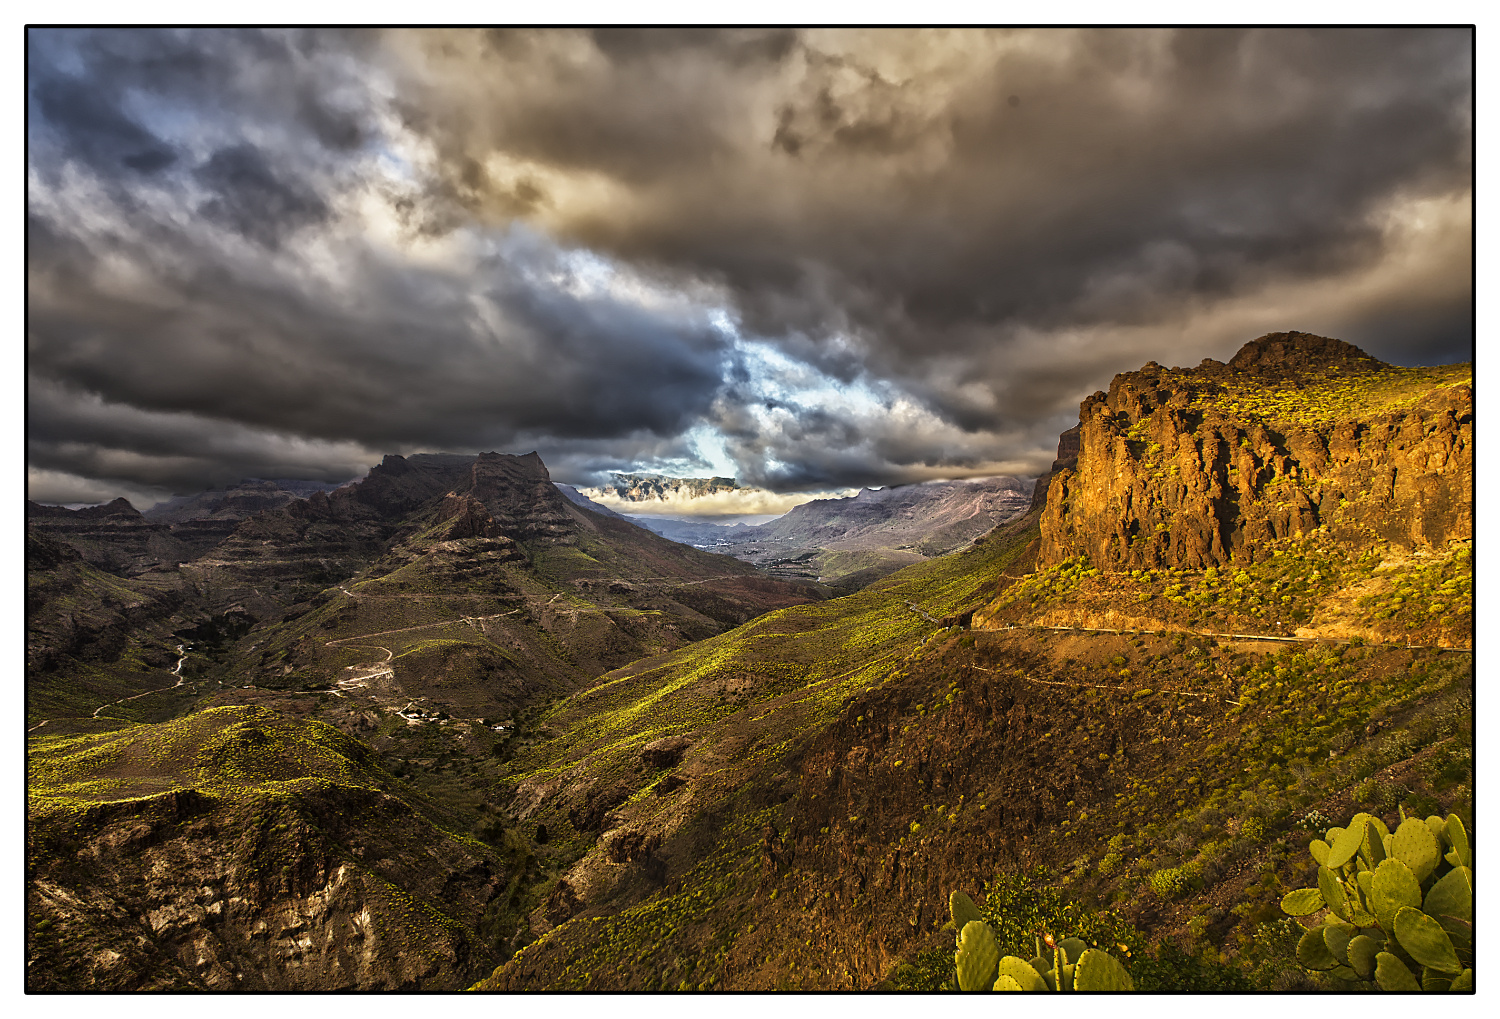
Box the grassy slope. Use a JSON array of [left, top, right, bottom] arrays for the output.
[[470, 518, 1036, 989], [1183, 361, 1470, 428]]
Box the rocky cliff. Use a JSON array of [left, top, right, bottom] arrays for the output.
[[1038, 332, 1471, 570]]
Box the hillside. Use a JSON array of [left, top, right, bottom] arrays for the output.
[[27, 499, 199, 576], [26, 451, 821, 990], [26, 334, 1473, 993], [466, 333, 1471, 991]]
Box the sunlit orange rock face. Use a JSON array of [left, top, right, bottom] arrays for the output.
[[1038, 332, 1471, 571]]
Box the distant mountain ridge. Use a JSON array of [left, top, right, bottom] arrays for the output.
[[143, 478, 347, 523], [578, 472, 744, 504], [619, 476, 1034, 586]]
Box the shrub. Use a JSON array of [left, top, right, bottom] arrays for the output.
[[1149, 867, 1190, 900]]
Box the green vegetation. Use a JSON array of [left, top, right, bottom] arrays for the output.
[[1187, 362, 1471, 430], [1279, 809, 1471, 990], [949, 889, 1134, 991], [27, 705, 390, 821], [1357, 544, 1473, 634], [493, 518, 1039, 863], [889, 875, 1250, 991], [981, 534, 1471, 646]]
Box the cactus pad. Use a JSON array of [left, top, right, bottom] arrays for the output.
[[949, 890, 984, 934], [1073, 948, 1134, 991], [1393, 906, 1462, 974], [1296, 926, 1338, 971], [1391, 817, 1442, 883], [1444, 814, 1470, 869], [1322, 921, 1354, 966], [1280, 888, 1325, 917], [1374, 952, 1421, 992], [1058, 937, 1088, 965], [1425, 872, 1472, 952], [1421, 968, 1453, 992], [955, 920, 1001, 991], [992, 974, 1024, 991], [1326, 817, 1369, 869], [996, 956, 1047, 992], [1346, 934, 1381, 980], [1370, 858, 1423, 931], [1318, 866, 1350, 920], [1309, 839, 1331, 866], [1360, 819, 1387, 867]]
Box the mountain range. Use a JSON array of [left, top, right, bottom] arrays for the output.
[[26, 333, 1473, 992], [562, 476, 1034, 588]]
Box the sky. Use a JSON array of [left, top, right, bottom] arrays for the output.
[[26, 27, 1473, 510]]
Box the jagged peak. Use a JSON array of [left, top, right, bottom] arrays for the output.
[[1227, 331, 1384, 372]]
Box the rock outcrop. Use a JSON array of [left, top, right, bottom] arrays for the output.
[[26, 707, 506, 991], [1038, 333, 1471, 570]]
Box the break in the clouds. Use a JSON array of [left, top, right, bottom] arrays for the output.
[[27, 28, 1472, 509]]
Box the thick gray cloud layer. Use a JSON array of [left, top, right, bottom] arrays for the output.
[[27, 28, 1472, 506]]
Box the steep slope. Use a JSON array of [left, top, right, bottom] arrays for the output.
[[140, 479, 350, 557], [471, 333, 1471, 991], [471, 515, 1040, 989], [184, 453, 479, 613], [554, 483, 628, 519], [26, 529, 190, 724], [27, 705, 508, 990], [221, 452, 823, 723]]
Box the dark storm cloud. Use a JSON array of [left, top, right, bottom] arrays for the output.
[[28, 28, 1472, 504], [27, 214, 733, 469], [398, 28, 1470, 398], [195, 144, 330, 248], [30, 70, 178, 174], [28, 28, 744, 502]]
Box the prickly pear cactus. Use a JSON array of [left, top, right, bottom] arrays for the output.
[[955, 920, 1000, 991], [944, 889, 1133, 991], [1280, 809, 1473, 991]]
